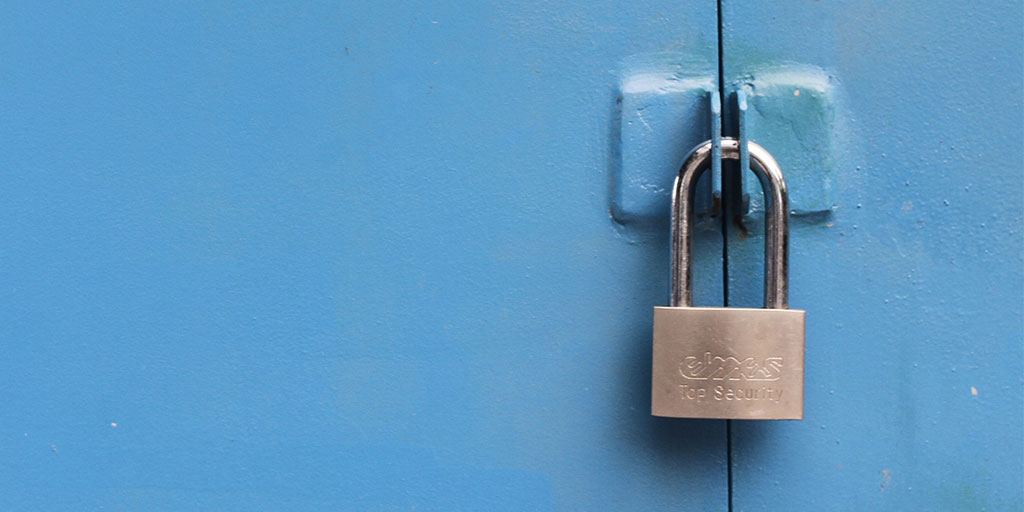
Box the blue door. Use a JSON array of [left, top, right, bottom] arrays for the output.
[[1, 1, 1020, 510], [720, 2, 1023, 510]]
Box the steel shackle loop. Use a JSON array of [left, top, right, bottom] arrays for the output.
[[670, 138, 790, 309]]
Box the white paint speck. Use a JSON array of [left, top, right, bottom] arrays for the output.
[[971, 386, 978, 396], [111, 422, 118, 428], [794, 89, 800, 96]]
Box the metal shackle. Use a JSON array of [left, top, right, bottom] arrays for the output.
[[671, 138, 790, 309]]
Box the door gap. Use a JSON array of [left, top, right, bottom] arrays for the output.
[[715, 1, 734, 511]]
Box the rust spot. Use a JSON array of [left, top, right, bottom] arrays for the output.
[[733, 214, 749, 240]]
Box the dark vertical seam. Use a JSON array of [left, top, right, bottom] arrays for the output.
[[716, 2, 734, 512]]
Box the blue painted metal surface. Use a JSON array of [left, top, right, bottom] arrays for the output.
[[722, 1, 1023, 510], [613, 54, 716, 224], [616, 66, 838, 225], [727, 67, 839, 220], [0, 1, 731, 510], [2, 1, 1020, 509]]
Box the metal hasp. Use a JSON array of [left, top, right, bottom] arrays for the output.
[[652, 138, 806, 420], [709, 91, 723, 213]]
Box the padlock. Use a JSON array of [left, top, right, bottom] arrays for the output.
[[651, 138, 805, 420]]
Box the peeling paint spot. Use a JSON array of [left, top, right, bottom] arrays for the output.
[[111, 422, 118, 428], [971, 386, 978, 396]]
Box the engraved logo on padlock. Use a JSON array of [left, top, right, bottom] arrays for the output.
[[651, 138, 805, 420], [679, 352, 783, 381]]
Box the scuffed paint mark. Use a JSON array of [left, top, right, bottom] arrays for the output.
[[635, 107, 654, 133], [622, 73, 715, 95], [619, 52, 715, 94]]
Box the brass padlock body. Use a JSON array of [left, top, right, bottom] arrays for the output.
[[652, 307, 804, 420]]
